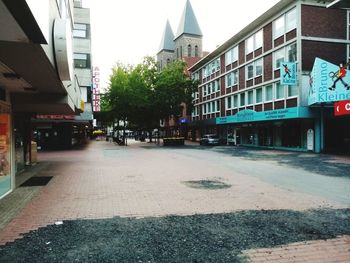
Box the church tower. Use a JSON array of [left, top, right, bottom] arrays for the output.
[[156, 20, 175, 70], [174, 0, 203, 59]]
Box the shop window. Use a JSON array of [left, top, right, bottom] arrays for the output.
[[288, 85, 297, 97], [276, 83, 285, 99], [0, 113, 11, 197], [265, 85, 273, 101], [256, 88, 263, 103]]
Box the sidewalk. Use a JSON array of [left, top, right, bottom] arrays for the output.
[[0, 140, 349, 262]]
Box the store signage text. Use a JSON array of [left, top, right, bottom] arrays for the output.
[[308, 58, 350, 105], [280, 62, 297, 85], [216, 107, 312, 125]]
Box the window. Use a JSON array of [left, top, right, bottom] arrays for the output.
[[195, 45, 199, 57], [274, 15, 285, 39], [255, 58, 263, 76], [286, 8, 297, 33], [265, 85, 273, 101], [180, 46, 183, 58], [256, 88, 263, 103], [288, 85, 297, 97], [74, 53, 90, 68], [188, 44, 192, 57], [232, 70, 238, 85], [203, 104, 206, 114], [216, 80, 220, 92], [287, 43, 297, 62], [276, 83, 285, 99], [208, 103, 211, 113], [227, 96, 232, 109], [274, 48, 285, 69], [217, 100, 220, 112], [225, 49, 232, 65], [240, 93, 245, 106], [73, 23, 88, 38], [226, 73, 232, 87], [233, 95, 238, 108], [255, 30, 263, 49], [247, 63, 254, 79], [246, 35, 254, 54], [248, 90, 254, 105], [232, 46, 238, 62]]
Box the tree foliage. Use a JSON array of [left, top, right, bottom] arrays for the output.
[[101, 57, 198, 132]]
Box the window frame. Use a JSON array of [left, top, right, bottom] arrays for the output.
[[265, 85, 273, 102]]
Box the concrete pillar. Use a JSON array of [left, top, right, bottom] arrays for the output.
[[314, 108, 324, 153]]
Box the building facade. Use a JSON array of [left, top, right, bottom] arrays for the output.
[[157, 0, 204, 137], [189, 0, 350, 153], [0, 0, 85, 198], [32, 0, 93, 150]]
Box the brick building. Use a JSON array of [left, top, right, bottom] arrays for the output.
[[189, 0, 350, 153]]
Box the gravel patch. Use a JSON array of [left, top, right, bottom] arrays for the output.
[[182, 179, 231, 190], [0, 208, 349, 262]]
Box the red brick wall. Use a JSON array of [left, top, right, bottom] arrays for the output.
[[239, 67, 245, 90], [302, 41, 347, 71], [239, 41, 245, 65], [301, 5, 346, 39], [263, 23, 272, 52], [264, 54, 272, 82]]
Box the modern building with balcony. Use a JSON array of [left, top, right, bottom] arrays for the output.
[[0, 0, 85, 198], [189, 0, 350, 153]]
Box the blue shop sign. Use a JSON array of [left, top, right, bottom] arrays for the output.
[[280, 62, 297, 85], [308, 57, 350, 105], [216, 107, 313, 125]]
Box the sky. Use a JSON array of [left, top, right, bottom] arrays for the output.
[[83, 0, 280, 91]]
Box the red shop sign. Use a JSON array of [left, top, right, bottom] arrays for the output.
[[334, 100, 350, 116]]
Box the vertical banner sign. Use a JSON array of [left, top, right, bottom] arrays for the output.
[[92, 66, 100, 112], [280, 62, 297, 85]]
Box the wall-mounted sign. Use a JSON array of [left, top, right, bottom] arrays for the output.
[[334, 100, 350, 116], [92, 66, 100, 112], [280, 62, 297, 85], [308, 57, 350, 105], [216, 107, 313, 125]]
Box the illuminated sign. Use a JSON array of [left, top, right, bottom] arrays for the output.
[[334, 100, 350, 116], [308, 58, 350, 105], [280, 62, 297, 85]]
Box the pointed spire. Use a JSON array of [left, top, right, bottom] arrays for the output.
[[174, 0, 202, 40], [158, 20, 175, 53]]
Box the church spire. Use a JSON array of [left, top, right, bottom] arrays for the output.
[[174, 0, 202, 40], [158, 20, 175, 53]]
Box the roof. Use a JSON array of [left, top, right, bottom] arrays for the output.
[[158, 20, 175, 53], [174, 0, 202, 40], [189, 0, 297, 72], [327, 0, 350, 8]]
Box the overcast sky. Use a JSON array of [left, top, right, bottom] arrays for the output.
[[83, 0, 280, 91]]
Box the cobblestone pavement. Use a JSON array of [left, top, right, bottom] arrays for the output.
[[0, 140, 349, 262]]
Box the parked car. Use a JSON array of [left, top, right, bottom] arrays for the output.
[[200, 134, 220, 146]]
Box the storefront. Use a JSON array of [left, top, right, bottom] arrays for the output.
[[216, 107, 315, 151], [0, 102, 12, 198]]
